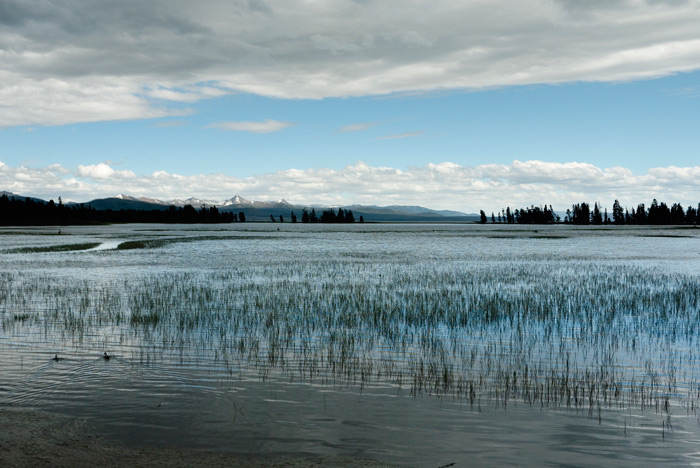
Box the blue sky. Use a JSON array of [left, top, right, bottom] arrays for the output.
[[1, 0, 699, 212]]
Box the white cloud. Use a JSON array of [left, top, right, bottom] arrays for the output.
[[2, 0, 700, 126], [338, 122, 378, 132], [2, 159, 699, 212], [147, 85, 228, 102], [207, 119, 295, 133], [76, 163, 135, 180], [376, 131, 424, 140]]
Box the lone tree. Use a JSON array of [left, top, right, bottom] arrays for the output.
[[480, 210, 487, 224]]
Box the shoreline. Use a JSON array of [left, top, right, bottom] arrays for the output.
[[0, 409, 399, 468]]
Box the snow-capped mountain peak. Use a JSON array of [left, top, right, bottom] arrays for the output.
[[225, 195, 252, 206]]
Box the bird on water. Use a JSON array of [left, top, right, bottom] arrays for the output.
[[103, 352, 110, 360]]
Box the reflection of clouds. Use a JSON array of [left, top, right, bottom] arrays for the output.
[[2, 1, 700, 126], [1, 159, 699, 212]]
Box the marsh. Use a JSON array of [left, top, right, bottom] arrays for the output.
[[1, 223, 700, 467]]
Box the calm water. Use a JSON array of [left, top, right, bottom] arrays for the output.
[[2, 223, 700, 467]]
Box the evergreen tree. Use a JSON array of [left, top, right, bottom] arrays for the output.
[[591, 203, 603, 225], [480, 210, 487, 224], [506, 207, 514, 224], [302, 209, 309, 223], [670, 203, 685, 225], [612, 199, 624, 224], [572, 203, 590, 225]]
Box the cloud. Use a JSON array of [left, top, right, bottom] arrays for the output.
[[150, 120, 187, 128], [147, 85, 228, 103], [2, 0, 700, 126], [207, 119, 295, 133], [76, 163, 135, 180], [376, 131, 424, 140], [2, 159, 699, 212], [338, 122, 378, 132]]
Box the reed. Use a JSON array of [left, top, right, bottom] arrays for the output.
[[2, 253, 700, 418]]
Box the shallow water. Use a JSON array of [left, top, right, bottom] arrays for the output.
[[2, 223, 700, 466]]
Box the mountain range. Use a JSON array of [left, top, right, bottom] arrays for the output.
[[1, 191, 480, 222]]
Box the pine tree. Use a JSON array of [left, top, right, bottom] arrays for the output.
[[612, 199, 624, 224]]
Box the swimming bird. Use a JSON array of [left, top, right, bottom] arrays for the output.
[[52, 354, 60, 361], [103, 352, 110, 360]]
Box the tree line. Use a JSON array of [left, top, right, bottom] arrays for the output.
[[0, 195, 244, 225], [480, 199, 700, 225], [270, 208, 362, 223]]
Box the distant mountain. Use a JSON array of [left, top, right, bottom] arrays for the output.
[[1, 191, 48, 204], [346, 204, 476, 218], [77, 196, 170, 211], [3, 191, 480, 222]]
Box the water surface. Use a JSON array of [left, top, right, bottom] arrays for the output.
[[2, 223, 700, 466]]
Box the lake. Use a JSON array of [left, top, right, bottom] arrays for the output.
[[2, 223, 700, 466]]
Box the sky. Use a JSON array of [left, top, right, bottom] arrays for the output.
[[1, 0, 699, 213]]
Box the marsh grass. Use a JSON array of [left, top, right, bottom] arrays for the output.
[[116, 235, 283, 250], [6, 242, 101, 253], [3, 258, 700, 419]]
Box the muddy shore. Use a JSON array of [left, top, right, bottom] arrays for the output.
[[0, 409, 399, 468]]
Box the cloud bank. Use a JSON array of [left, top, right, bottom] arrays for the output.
[[2, 0, 700, 126], [2, 159, 699, 213]]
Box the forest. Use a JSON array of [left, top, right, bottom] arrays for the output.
[[0, 195, 242, 225], [482, 199, 700, 225], [271, 208, 360, 223]]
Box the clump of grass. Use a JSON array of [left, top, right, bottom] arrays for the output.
[[117, 241, 148, 250], [130, 311, 161, 326]]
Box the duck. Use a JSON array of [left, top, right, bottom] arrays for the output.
[[52, 354, 60, 361], [103, 352, 111, 360]]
